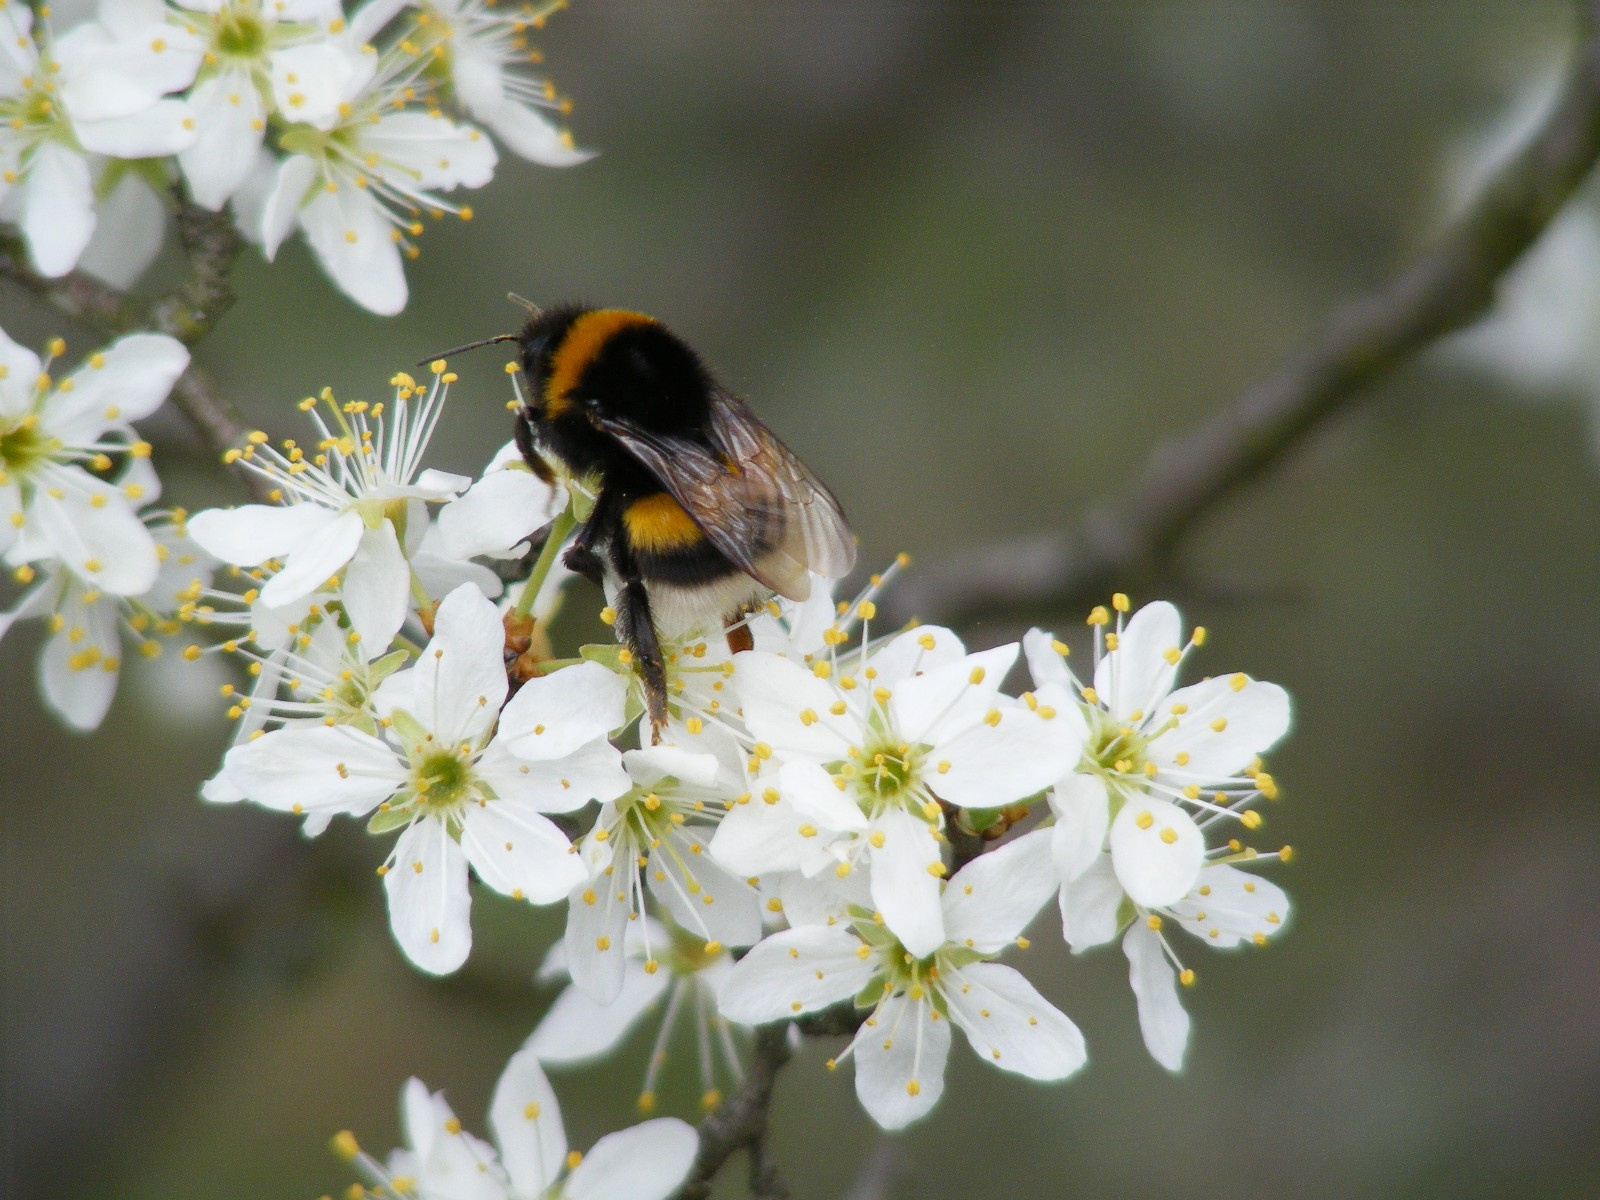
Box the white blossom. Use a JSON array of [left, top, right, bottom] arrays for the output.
[[339, 1044, 699, 1200], [257, 35, 496, 313], [564, 740, 763, 1004], [0, 4, 196, 276], [186, 369, 469, 649], [528, 918, 745, 1116], [1025, 598, 1290, 910], [212, 583, 630, 974], [0, 327, 188, 594], [719, 829, 1085, 1130], [1, 511, 213, 731], [411, 0, 593, 166], [712, 621, 1075, 958]]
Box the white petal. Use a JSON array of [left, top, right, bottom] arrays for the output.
[[1108, 796, 1205, 908], [1151, 675, 1292, 781], [29, 477, 158, 595], [450, 42, 504, 119], [50, 333, 189, 438], [525, 970, 670, 1064], [853, 992, 949, 1131], [404, 582, 506, 742], [187, 502, 333, 566], [435, 468, 560, 559], [20, 142, 94, 277], [717, 926, 874, 1025], [1123, 922, 1189, 1072], [260, 153, 317, 259], [1059, 854, 1124, 951], [75, 170, 165, 289], [460, 800, 584, 904], [707, 792, 812, 877], [74, 99, 197, 157], [646, 832, 763, 948], [780, 758, 869, 834], [478, 737, 630, 814], [364, 110, 497, 189], [384, 816, 473, 975], [343, 520, 413, 648], [941, 828, 1056, 953], [219, 724, 399, 815], [564, 1120, 699, 1200], [564, 875, 632, 1004], [734, 651, 860, 759], [852, 624, 967, 689], [37, 599, 120, 730], [866, 808, 944, 958], [1093, 600, 1182, 721], [270, 41, 354, 130], [498, 661, 628, 761], [1169, 863, 1291, 949], [484, 100, 594, 167], [889, 642, 1016, 746], [1022, 627, 1073, 691], [942, 961, 1086, 1081], [60, 25, 201, 118], [487, 1043, 566, 1200], [178, 69, 267, 210], [926, 702, 1077, 809], [259, 508, 363, 608], [0, 330, 42, 396], [299, 185, 408, 315], [1047, 773, 1110, 887], [622, 743, 721, 789]]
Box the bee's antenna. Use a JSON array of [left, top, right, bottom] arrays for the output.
[[414, 333, 521, 368], [507, 292, 541, 315]]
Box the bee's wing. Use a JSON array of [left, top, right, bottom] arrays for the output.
[[593, 391, 855, 601]]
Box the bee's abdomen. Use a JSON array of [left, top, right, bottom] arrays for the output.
[[621, 492, 735, 586]]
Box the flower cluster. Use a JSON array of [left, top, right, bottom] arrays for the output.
[[173, 353, 1298, 1158], [0, 321, 209, 729], [1, 0, 587, 312]]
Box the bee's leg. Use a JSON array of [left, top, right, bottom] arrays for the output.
[[562, 485, 622, 587], [724, 603, 757, 655], [614, 578, 668, 743]]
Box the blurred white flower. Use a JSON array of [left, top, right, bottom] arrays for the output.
[[413, 0, 594, 166], [186, 369, 469, 649], [0, 4, 196, 276], [1, 510, 214, 731], [529, 917, 746, 1117], [256, 35, 496, 313], [719, 829, 1085, 1131], [212, 584, 628, 974], [0, 327, 188, 594], [564, 742, 763, 1004], [338, 1044, 699, 1200]]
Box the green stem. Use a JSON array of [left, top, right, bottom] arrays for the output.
[[513, 508, 576, 619]]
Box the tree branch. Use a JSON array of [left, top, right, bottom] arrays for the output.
[[0, 196, 268, 496], [674, 1024, 794, 1200], [890, 1, 1600, 626]]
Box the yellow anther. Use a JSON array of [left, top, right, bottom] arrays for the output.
[[1239, 809, 1263, 830], [1135, 810, 1155, 830], [1112, 592, 1130, 612], [1229, 672, 1248, 691], [1179, 968, 1196, 987], [1086, 606, 1109, 626], [1210, 717, 1228, 733]]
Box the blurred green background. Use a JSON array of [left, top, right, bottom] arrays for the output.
[[6, 3, 1600, 1199]]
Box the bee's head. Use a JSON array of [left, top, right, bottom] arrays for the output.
[[532, 308, 711, 431]]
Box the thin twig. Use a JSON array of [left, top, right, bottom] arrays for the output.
[[889, 1, 1600, 626], [674, 1024, 794, 1200], [1, 196, 267, 496]]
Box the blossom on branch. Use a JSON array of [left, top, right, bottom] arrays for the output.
[[211, 583, 630, 974], [719, 829, 1085, 1130]]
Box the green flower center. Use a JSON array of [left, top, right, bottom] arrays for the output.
[[0, 416, 55, 479], [214, 7, 268, 59], [850, 734, 925, 813], [411, 748, 473, 811]]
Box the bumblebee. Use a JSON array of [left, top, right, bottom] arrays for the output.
[[447, 305, 856, 738]]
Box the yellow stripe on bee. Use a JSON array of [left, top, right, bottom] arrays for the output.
[[624, 493, 704, 552], [544, 309, 656, 417]]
